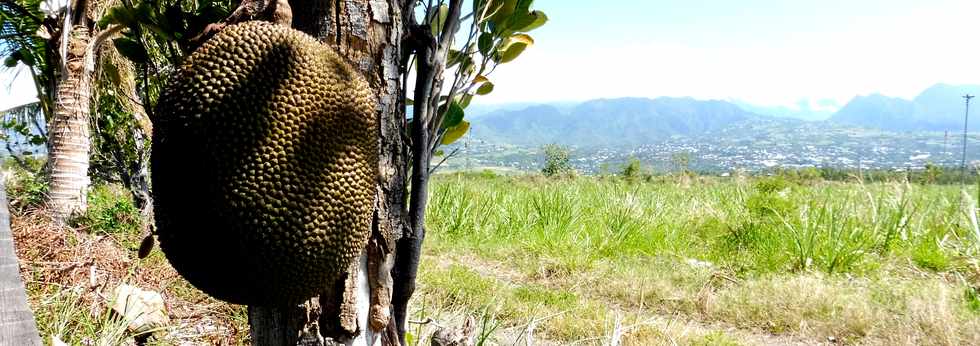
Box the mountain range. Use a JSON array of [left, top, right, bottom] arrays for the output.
[[469, 97, 766, 147], [731, 98, 840, 121], [832, 84, 980, 131], [467, 83, 980, 147]]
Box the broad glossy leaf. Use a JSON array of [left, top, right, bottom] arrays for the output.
[[477, 82, 494, 95], [441, 121, 470, 145], [514, 10, 547, 32], [441, 102, 465, 129], [488, 0, 518, 27], [478, 32, 493, 56], [497, 34, 533, 63], [447, 49, 460, 67], [458, 94, 474, 108]]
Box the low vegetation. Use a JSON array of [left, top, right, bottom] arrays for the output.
[[7, 160, 980, 345], [415, 172, 980, 345], [5, 162, 249, 345]]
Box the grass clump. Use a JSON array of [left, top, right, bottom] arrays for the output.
[[70, 184, 141, 237], [421, 173, 980, 344], [3, 156, 48, 213]]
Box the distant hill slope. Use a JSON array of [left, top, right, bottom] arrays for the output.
[[469, 97, 764, 147], [731, 99, 839, 121], [831, 83, 980, 131], [831, 94, 917, 129]]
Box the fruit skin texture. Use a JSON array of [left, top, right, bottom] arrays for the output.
[[151, 21, 378, 306]]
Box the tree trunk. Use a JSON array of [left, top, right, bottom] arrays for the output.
[[47, 24, 93, 220], [247, 1, 409, 345], [118, 117, 154, 235]]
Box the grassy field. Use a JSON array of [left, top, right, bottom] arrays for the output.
[[9, 168, 980, 345], [413, 173, 980, 345]]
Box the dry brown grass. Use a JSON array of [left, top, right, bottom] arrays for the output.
[[12, 207, 249, 345], [708, 274, 980, 345]]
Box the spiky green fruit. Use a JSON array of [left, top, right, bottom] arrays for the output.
[[151, 21, 378, 306]]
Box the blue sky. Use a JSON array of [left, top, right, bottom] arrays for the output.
[[5, 0, 980, 110], [476, 0, 980, 108]]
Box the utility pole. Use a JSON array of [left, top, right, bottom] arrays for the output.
[[961, 94, 974, 187]]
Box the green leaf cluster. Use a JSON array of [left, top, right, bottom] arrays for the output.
[[100, 0, 233, 64], [429, 0, 547, 146]]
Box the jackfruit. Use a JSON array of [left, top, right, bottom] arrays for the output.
[[151, 21, 378, 306]]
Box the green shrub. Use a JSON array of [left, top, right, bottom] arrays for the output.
[[754, 176, 792, 194], [71, 184, 141, 236], [4, 157, 48, 212], [541, 144, 573, 177], [620, 157, 642, 180]]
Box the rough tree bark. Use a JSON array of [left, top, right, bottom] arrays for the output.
[[246, 0, 410, 345], [47, 1, 124, 220], [47, 23, 93, 219]]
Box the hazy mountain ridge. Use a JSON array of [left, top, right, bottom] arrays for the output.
[[457, 85, 980, 172], [831, 83, 980, 131], [731, 98, 840, 121], [470, 97, 770, 147], [468, 84, 980, 149]]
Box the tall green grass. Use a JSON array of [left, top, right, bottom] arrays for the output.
[[419, 173, 980, 344], [427, 174, 979, 277]]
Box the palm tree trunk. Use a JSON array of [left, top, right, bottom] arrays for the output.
[[47, 25, 93, 220]]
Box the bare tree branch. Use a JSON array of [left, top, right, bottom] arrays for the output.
[[83, 24, 125, 74], [428, 146, 460, 175]]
